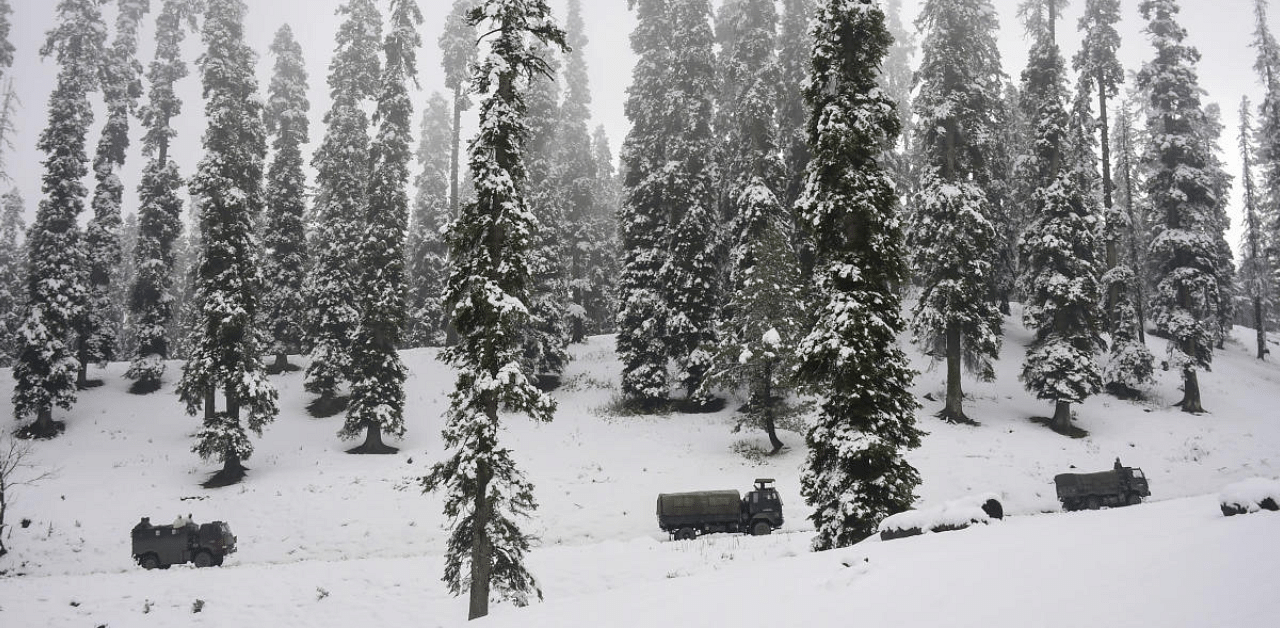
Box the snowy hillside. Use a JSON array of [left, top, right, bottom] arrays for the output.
[[1, 311, 1278, 627]]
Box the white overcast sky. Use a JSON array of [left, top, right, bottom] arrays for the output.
[[2, 0, 1276, 255]]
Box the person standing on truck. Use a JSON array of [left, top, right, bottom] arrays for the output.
[[1114, 458, 1123, 470]]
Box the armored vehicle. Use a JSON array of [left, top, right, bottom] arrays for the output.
[[131, 517, 237, 569], [656, 479, 783, 540], [1055, 461, 1150, 511]]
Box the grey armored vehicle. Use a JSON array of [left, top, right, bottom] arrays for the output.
[[1055, 460, 1150, 511], [656, 479, 783, 540], [131, 517, 237, 569]]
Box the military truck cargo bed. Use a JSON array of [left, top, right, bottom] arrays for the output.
[[656, 491, 742, 529]]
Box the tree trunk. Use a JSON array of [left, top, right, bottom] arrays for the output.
[[468, 451, 493, 620], [348, 422, 398, 454], [1050, 400, 1072, 435], [204, 386, 216, 420], [1178, 368, 1205, 413], [1256, 298, 1267, 360], [273, 351, 290, 372], [450, 88, 463, 217], [1099, 80, 1119, 331], [76, 340, 89, 389], [941, 321, 968, 423], [762, 361, 783, 453]]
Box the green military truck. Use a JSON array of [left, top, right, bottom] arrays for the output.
[[131, 517, 237, 569], [1055, 461, 1150, 511], [656, 479, 783, 540]]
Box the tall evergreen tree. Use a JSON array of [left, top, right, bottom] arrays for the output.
[[1111, 96, 1152, 344], [421, 0, 564, 620], [521, 44, 571, 384], [440, 0, 479, 217], [588, 124, 620, 335], [343, 0, 421, 454], [113, 212, 139, 361], [1137, 0, 1227, 413], [1016, 0, 1104, 434], [305, 0, 382, 413], [261, 25, 310, 374], [906, 0, 1006, 424], [1239, 96, 1273, 359], [1253, 0, 1280, 309], [79, 0, 150, 388], [176, 0, 276, 486], [617, 0, 674, 408], [796, 0, 923, 549], [880, 0, 916, 194], [1200, 104, 1237, 350], [405, 92, 451, 348], [706, 0, 802, 453], [0, 190, 23, 368], [776, 0, 816, 288], [127, 0, 199, 394], [12, 0, 107, 438], [558, 0, 606, 343]]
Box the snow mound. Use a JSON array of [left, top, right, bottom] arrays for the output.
[[878, 492, 1003, 540], [1219, 477, 1280, 516]]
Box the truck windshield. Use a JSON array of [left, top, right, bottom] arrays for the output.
[[1132, 470, 1145, 479]]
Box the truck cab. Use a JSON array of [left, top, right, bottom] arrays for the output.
[[744, 479, 784, 532]]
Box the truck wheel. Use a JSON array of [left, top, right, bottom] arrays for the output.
[[1126, 493, 1141, 506], [193, 550, 213, 568], [1086, 496, 1101, 510], [751, 521, 772, 536], [212, 554, 224, 567], [139, 553, 160, 570], [676, 528, 696, 541]]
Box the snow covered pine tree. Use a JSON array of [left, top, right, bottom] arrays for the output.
[[421, 0, 564, 620], [795, 0, 923, 550], [177, 0, 277, 487]]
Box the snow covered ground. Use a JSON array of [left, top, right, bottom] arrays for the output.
[[1, 312, 1278, 626]]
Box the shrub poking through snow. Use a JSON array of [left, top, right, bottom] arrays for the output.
[[1219, 478, 1280, 516], [878, 494, 1003, 541]]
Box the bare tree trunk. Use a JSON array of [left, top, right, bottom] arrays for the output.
[[468, 401, 494, 620], [272, 351, 290, 372], [1050, 400, 1072, 435], [1178, 367, 1205, 413], [1256, 298, 1267, 360], [762, 361, 783, 453], [941, 321, 968, 423]]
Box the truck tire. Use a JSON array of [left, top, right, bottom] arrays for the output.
[[193, 550, 214, 568], [751, 520, 772, 536], [139, 553, 160, 570], [1086, 496, 1101, 510], [1126, 493, 1141, 506], [676, 527, 696, 541]]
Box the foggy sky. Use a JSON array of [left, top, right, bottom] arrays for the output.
[[2, 0, 1276, 256]]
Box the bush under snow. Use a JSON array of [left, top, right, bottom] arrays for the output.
[[1218, 477, 1280, 516], [878, 493, 1004, 541]]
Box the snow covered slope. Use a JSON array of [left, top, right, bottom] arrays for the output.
[[1, 314, 1277, 626]]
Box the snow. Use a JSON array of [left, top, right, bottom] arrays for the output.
[[2, 316, 1279, 626], [1219, 477, 1280, 512], [878, 492, 1002, 535]]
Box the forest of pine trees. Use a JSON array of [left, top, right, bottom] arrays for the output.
[[2, 0, 1278, 619]]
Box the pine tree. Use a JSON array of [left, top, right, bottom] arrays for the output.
[[78, 0, 150, 388], [261, 25, 310, 374], [126, 0, 199, 394], [617, 0, 674, 408], [113, 212, 139, 361], [880, 0, 916, 194], [420, 0, 564, 620], [343, 0, 421, 454], [776, 0, 815, 212], [706, 0, 802, 453], [1239, 96, 1274, 359], [12, 0, 107, 438], [1111, 96, 1152, 344], [1016, 0, 1105, 434], [405, 92, 451, 348], [1137, 0, 1227, 413], [0, 190, 23, 368], [795, 0, 923, 550], [558, 0, 605, 343], [907, 0, 1006, 424], [521, 44, 571, 384], [588, 124, 620, 335], [177, 0, 276, 486], [440, 0, 479, 217], [1253, 0, 1280, 321], [305, 0, 382, 413], [1199, 104, 1237, 350]]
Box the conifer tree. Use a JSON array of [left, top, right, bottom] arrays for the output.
[[1137, 0, 1227, 413], [1238, 96, 1273, 359], [305, 0, 382, 413], [421, 1, 564, 620], [776, 0, 815, 212], [1199, 104, 1237, 350], [177, 0, 276, 486], [880, 0, 916, 193], [522, 44, 571, 384], [261, 25, 310, 374], [0, 190, 23, 368], [343, 0, 421, 454], [1253, 0, 1280, 302], [706, 0, 801, 453], [1016, 0, 1105, 434], [405, 92, 451, 347], [127, 0, 200, 394], [617, 0, 674, 408], [907, 0, 1006, 424], [79, 0, 150, 388], [112, 212, 139, 360], [558, 0, 606, 343], [588, 124, 620, 334], [796, 0, 922, 549], [1111, 96, 1151, 344], [440, 0, 479, 216], [12, 0, 107, 438]]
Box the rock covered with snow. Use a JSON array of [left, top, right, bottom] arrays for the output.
[[1218, 477, 1280, 516], [878, 493, 1004, 541]]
